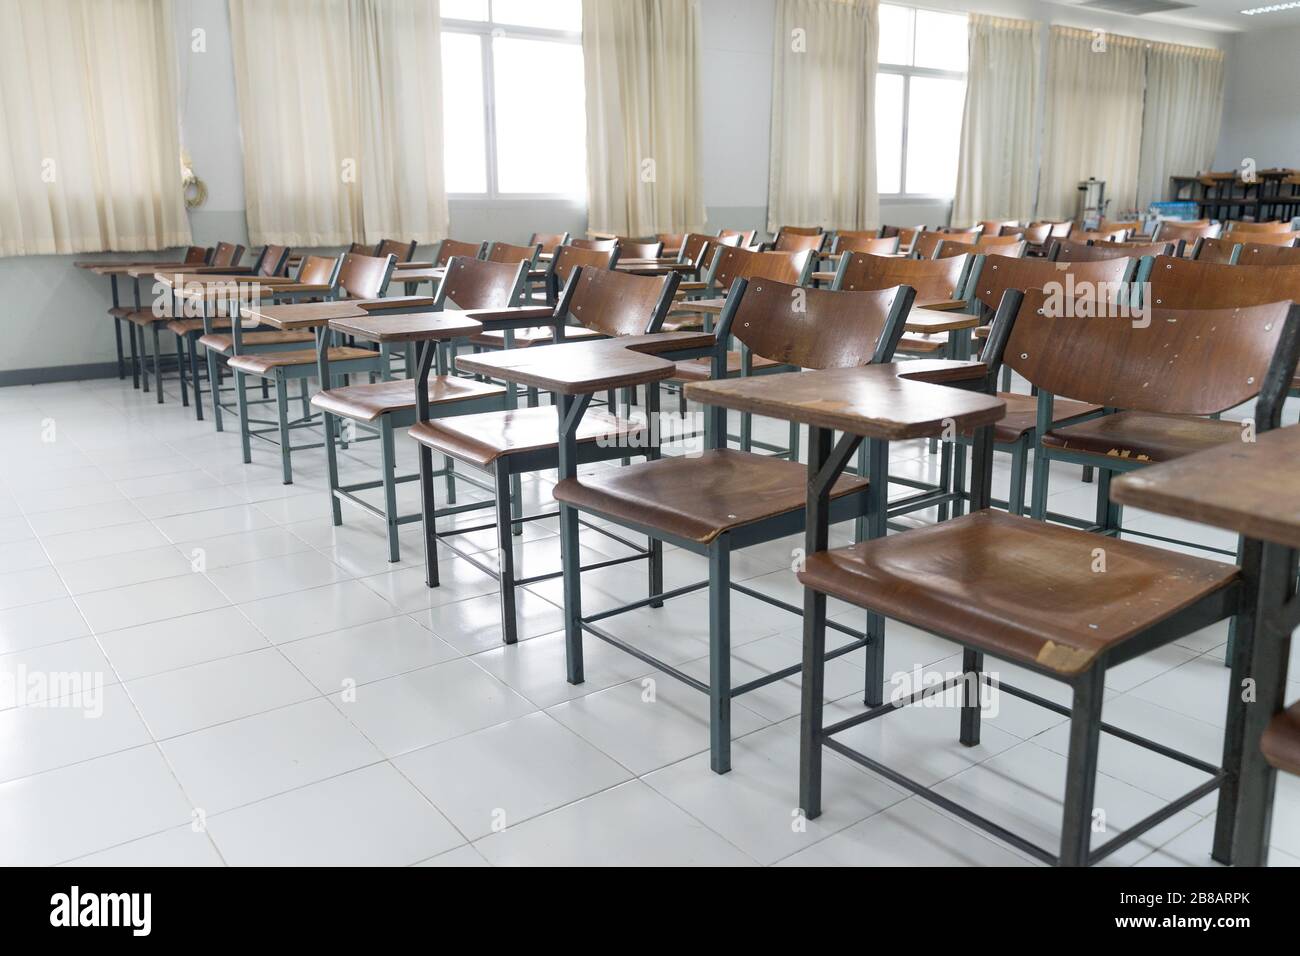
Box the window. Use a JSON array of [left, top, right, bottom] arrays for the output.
[[441, 0, 586, 198], [876, 5, 967, 198]]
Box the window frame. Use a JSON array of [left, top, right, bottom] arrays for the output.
[[442, 5, 584, 201], [876, 5, 967, 201]]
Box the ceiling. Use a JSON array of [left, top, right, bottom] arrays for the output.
[[1061, 0, 1300, 32]]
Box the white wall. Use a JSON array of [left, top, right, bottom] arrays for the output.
[[0, 0, 1237, 380], [1213, 27, 1299, 172]]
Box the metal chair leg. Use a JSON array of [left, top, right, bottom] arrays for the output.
[[176, 334, 189, 408], [960, 648, 983, 745], [708, 540, 731, 774], [1059, 669, 1104, 866], [151, 323, 164, 404], [495, 462, 519, 645], [378, 415, 401, 562], [1030, 448, 1051, 520], [508, 473, 523, 536], [113, 319, 126, 380], [418, 444, 440, 588], [188, 336, 205, 421], [274, 373, 293, 484], [1008, 439, 1028, 516], [323, 412, 343, 525], [208, 349, 225, 432], [128, 323, 141, 390], [235, 370, 252, 463]]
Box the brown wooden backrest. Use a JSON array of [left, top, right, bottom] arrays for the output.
[[729, 279, 905, 370], [1099, 220, 1140, 236], [348, 243, 370, 254], [486, 241, 541, 265], [1192, 238, 1240, 264], [1238, 243, 1300, 266], [970, 255, 1133, 314], [979, 219, 1019, 236], [656, 233, 686, 251], [778, 225, 822, 237], [1148, 255, 1300, 308], [563, 267, 675, 337], [551, 244, 616, 288], [570, 237, 619, 252], [772, 231, 825, 253], [184, 246, 209, 264], [336, 253, 394, 300], [529, 232, 569, 254], [1046, 221, 1074, 238], [1072, 228, 1130, 244], [256, 245, 290, 276], [375, 239, 418, 262], [1005, 287, 1291, 415], [434, 239, 485, 266], [913, 229, 978, 259], [1157, 220, 1221, 243], [438, 256, 525, 309], [713, 233, 744, 248], [979, 233, 1025, 246], [837, 252, 968, 305], [297, 255, 338, 286], [1232, 230, 1300, 247], [836, 234, 900, 254], [1226, 220, 1294, 233], [1051, 239, 1169, 261], [936, 239, 1026, 259], [211, 242, 244, 268], [617, 239, 664, 259], [679, 233, 713, 266], [717, 228, 756, 246], [709, 246, 812, 291], [1022, 223, 1051, 244]]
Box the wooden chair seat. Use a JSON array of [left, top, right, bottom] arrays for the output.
[[552, 449, 867, 545], [962, 393, 1103, 444], [469, 326, 607, 348], [125, 309, 167, 326], [226, 346, 376, 376], [197, 331, 314, 354], [798, 509, 1238, 675], [166, 317, 232, 336], [408, 406, 642, 467], [661, 313, 705, 331], [1041, 410, 1242, 463], [1262, 703, 1300, 776], [898, 332, 949, 353], [312, 376, 505, 423], [670, 352, 786, 382], [108, 306, 135, 318]]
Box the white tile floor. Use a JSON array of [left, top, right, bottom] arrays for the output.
[[0, 370, 1297, 867]]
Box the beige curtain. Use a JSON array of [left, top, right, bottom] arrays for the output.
[[1136, 43, 1225, 211], [230, 0, 448, 246], [582, 0, 705, 236], [0, 0, 191, 257], [1039, 26, 1147, 220], [951, 15, 1040, 226], [768, 0, 878, 233]]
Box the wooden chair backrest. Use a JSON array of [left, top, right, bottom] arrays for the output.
[[434, 239, 486, 266], [717, 228, 756, 246], [486, 241, 541, 266], [529, 232, 570, 254], [1191, 237, 1240, 264], [1005, 288, 1291, 415], [970, 255, 1133, 314], [616, 239, 664, 259], [255, 244, 291, 277], [1238, 243, 1300, 266], [1156, 220, 1221, 243], [679, 233, 713, 267], [1099, 220, 1140, 237], [913, 229, 979, 259], [211, 242, 245, 268], [1226, 220, 1294, 234], [560, 266, 677, 337], [437, 256, 527, 310], [336, 253, 394, 300], [836, 251, 968, 305], [978, 219, 1019, 236], [1022, 223, 1051, 244], [713, 232, 745, 248], [1231, 230, 1300, 247], [570, 237, 619, 252], [1051, 240, 1170, 262], [297, 255, 339, 286], [777, 225, 823, 237], [936, 239, 1026, 259], [551, 244, 617, 289], [726, 278, 909, 369], [375, 239, 418, 262], [772, 231, 825, 253], [184, 246, 209, 264], [709, 246, 813, 291], [835, 234, 900, 255], [1147, 255, 1300, 309], [1071, 228, 1130, 244]]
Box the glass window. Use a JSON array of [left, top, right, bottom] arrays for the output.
[[914, 10, 968, 72], [491, 0, 582, 32], [904, 75, 966, 195], [441, 31, 488, 193], [877, 4, 914, 66], [875, 73, 904, 195], [440, 0, 489, 22], [493, 36, 586, 194]]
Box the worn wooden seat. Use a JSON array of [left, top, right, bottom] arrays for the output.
[[1262, 703, 1300, 776], [555, 449, 867, 544], [799, 508, 1238, 675], [670, 352, 784, 381], [227, 346, 375, 376], [973, 393, 1103, 444], [1041, 410, 1243, 462], [313, 376, 505, 423], [166, 317, 231, 336], [410, 406, 642, 467], [197, 330, 314, 354]]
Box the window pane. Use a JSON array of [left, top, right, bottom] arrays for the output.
[[492, 0, 582, 31], [493, 37, 586, 194], [904, 76, 965, 195], [913, 10, 967, 72], [875, 73, 904, 195], [440, 0, 489, 21], [441, 32, 488, 193], [877, 4, 913, 66]]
